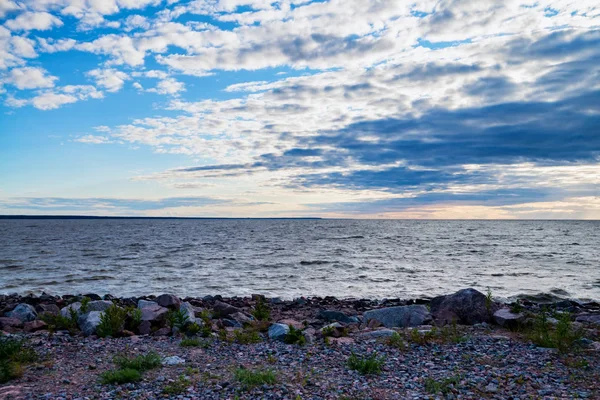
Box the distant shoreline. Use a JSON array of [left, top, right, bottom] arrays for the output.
[[0, 215, 323, 220]]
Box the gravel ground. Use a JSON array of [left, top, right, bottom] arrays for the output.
[[3, 324, 599, 400]]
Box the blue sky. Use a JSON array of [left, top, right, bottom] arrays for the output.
[[0, 0, 599, 218]]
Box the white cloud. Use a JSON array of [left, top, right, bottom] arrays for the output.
[[0, 0, 18, 18], [76, 134, 112, 143], [31, 92, 78, 110], [147, 77, 185, 95], [5, 11, 63, 31], [124, 14, 150, 31], [87, 68, 130, 92], [37, 37, 77, 52], [7, 66, 57, 89]]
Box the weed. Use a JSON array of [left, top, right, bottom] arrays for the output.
[[386, 332, 407, 350], [284, 326, 306, 345], [100, 368, 142, 384], [234, 367, 277, 388], [180, 338, 202, 347], [80, 296, 91, 314], [322, 326, 335, 337], [408, 328, 437, 345], [528, 310, 582, 352], [510, 302, 524, 314], [185, 322, 202, 336], [0, 336, 37, 383], [97, 303, 127, 338], [218, 328, 230, 342], [167, 309, 189, 330], [424, 375, 461, 394], [113, 352, 162, 372], [485, 287, 493, 315], [266, 354, 277, 364], [251, 298, 271, 321], [39, 313, 77, 333], [162, 374, 191, 394], [233, 329, 262, 344], [347, 352, 385, 375], [440, 320, 469, 344], [127, 307, 143, 331]]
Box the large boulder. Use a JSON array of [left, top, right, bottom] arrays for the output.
[[213, 300, 241, 317], [24, 320, 48, 332], [431, 288, 497, 325], [141, 304, 169, 324], [268, 323, 290, 341], [60, 302, 82, 318], [493, 308, 526, 328], [138, 299, 158, 309], [156, 294, 181, 309], [179, 302, 196, 324], [6, 303, 37, 323], [0, 317, 23, 331], [36, 304, 60, 315], [363, 305, 431, 328], [317, 310, 355, 324], [78, 311, 103, 336], [87, 300, 114, 312]]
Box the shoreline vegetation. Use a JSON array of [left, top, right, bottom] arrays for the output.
[[1, 288, 599, 399]]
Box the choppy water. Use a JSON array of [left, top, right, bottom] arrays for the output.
[[1, 219, 599, 301]]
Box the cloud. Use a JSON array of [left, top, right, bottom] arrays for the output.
[[4, 11, 63, 31], [87, 68, 130, 92], [5, 66, 57, 89], [7, 85, 104, 110], [147, 77, 185, 95], [76, 135, 112, 144]]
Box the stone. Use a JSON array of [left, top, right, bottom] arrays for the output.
[[153, 327, 171, 336], [138, 320, 151, 335], [317, 310, 354, 323], [24, 320, 48, 332], [363, 305, 431, 328], [0, 317, 23, 330], [327, 337, 354, 345], [278, 319, 304, 329], [575, 314, 600, 326], [162, 356, 185, 365], [87, 300, 113, 312], [78, 311, 103, 336], [430, 288, 497, 326], [213, 300, 240, 317], [268, 323, 290, 340], [229, 312, 253, 325], [222, 319, 242, 328], [60, 303, 82, 318], [359, 329, 397, 338], [6, 303, 37, 323], [179, 302, 196, 324], [493, 308, 526, 328], [141, 304, 169, 323], [138, 299, 158, 309], [36, 304, 60, 315], [156, 294, 181, 309]]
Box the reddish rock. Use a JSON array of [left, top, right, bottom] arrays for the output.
[[0, 317, 23, 333], [278, 319, 304, 329], [138, 320, 151, 335], [36, 304, 60, 315], [213, 300, 241, 317], [152, 327, 171, 336], [24, 320, 48, 332], [141, 304, 169, 324]]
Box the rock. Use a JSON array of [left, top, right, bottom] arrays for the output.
[[320, 322, 348, 338], [6, 303, 37, 323], [162, 356, 185, 365], [431, 288, 497, 325], [60, 303, 81, 318], [278, 319, 304, 329], [317, 310, 354, 323], [493, 308, 525, 328], [141, 304, 169, 324], [153, 327, 171, 336], [213, 300, 240, 317], [363, 305, 431, 328], [36, 304, 60, 315], [327, 337, 354, 345], [229, 312, 253, 325], [83, 293, 102, 301], [0, 317, 23, 330], [78, 311, 103, 336], [87, 300, 113, 312], [576, 314, 600, 326], [138, 299, 158, 309], [485, 383, 498, 393], [156, 294, 181, 309], [359, 329, 397, 338], [268, 323, 290, 340], [24, 320, 48, 332], [179, 302, 196, 324], [222, 319, 242, 328], [138, 320, 151, 335]]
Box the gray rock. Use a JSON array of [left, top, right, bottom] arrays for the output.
[[317, 310, 354, 323], [222, 319, 242, 328], [493, 308, 525, 328], [179, 302, 196, 324], [141, 304, 169, 323], [78, 311, 103, 336], [36, 304, 60, 315], [138, 320, 151, 335], [153, 327, 171, 336], [268, 323, 290, 340], [87, 300, 114, 312], [576, 313, 600, 326], [137, 299, 158, 309], [162, 356, 185, 365], [431, 288, 497, 326], [359, 329, 397, 338], [213, 300, 240, 317], [0, 317, 23, 329], [363, 305, 431, 328], [7, 303, 37, 323], [156, 294, 181, 309], [60, 302, 82, 318], [229, 311, 253, 324]]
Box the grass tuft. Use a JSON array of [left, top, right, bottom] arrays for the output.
[[234, 367, 277, 388], [424, 375, 461, 394], [284, 326, 306, 345], [113, 352, 162, 372], [163, 374, 191, 394], [233, 329, 262, 344], [347, 352, 385, 375], [97, 303, 127, 338], [251, 298, 271, 321], [0, 336, 37, 384], [100, 368, 142, 384]]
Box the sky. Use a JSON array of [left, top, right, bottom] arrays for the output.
[[0, 0, 599, 219]]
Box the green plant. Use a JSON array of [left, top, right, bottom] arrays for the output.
[[510, 301, 524, 314], [251, 298, 271, 321], [347, 352, 385, 375], [162, 374, 191, 394], [100, 368, 142, 384], [218, 328, 230, 342], [485, 287, 493, 315], [113, 352, 162, 372], [440, 320, 468, 344], [234, 329, 262, 344], [80, 296, 91, 314], [97, 303, 127, 338], [284, 325, 306, 345], [322, 326, 335, 337], [424, 375, 461, 394], [528, 310, 582, 352], [234, 367, 277, 388], [167, 309, 190, 330], [185, 322, 201, 336], [180, 338, 202, 347], [39, 313, 78, 333], [0, 336, 37, 383], [386, 332, 407, 350]]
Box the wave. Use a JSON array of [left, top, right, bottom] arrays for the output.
[[300, 260, 330, 265]]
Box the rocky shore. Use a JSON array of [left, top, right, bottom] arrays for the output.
[[1, 289, 599, 399]]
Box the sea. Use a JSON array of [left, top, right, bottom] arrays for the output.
[[1, 219, 599, 301]]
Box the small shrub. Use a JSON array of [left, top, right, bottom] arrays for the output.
[[347, 352, 385, 375], [80, 296, 91, 314], [163, 374, 191, 394], [386, 332, 407, 350], [0, 337, 37, 383], [408, 328, 437, 345], [284, 326, 306, 345], [180, 338, 202, 347], [234, 367, 277, 388], [424, 375, 461, 394], [510, 301, 524, 314], [251, 298, 271, 321], [100, 368, 141, 384], [125, 307, 142, 332], [485, 287, 493, 315], [218, 328, 230, 342], [97, 303, 127, 338], [234, 329, 262, 344], [528, 310, 582, 352], [440, 320, 468, 344], [114, 352, 162, 372], [40, 313, 78, 333], [322, 326, 335, 337], [185, 322, 202, 336], [167, 309, 189, 330]]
